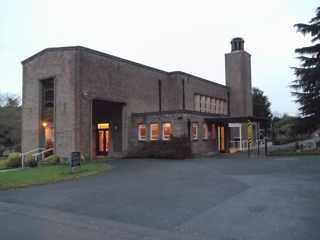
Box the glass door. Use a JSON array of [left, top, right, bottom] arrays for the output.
[[96, 123, 109, 155]]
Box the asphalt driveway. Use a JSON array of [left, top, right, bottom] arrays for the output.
[[0, 155, 320, 240]]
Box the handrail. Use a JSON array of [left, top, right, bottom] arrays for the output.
[[32, 148, 54, 160], [21, 147, 45, 168], [21, 147, 53, 168]]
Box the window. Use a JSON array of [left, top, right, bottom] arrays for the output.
[[216, 99, 220, 113], [42, 79, 54, 108], [191, 123, 199, 140], [138, 124, 147, 141], [206, 97, 211, 113], [211, 98, 216, 113], [150, 123, 159, 140], [212, 124, 216, 140], [200, 96, 206, 112], [203, 123, 208, 140], [162, 123, 172, 140], [194, 95, 200, 111]]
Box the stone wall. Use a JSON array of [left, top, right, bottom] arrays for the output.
[[22, 48, 78, 158]]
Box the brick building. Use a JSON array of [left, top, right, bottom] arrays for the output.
[[21, 38, 261, 159]]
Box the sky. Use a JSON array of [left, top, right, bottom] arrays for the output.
[[0, 0, 318, 115]]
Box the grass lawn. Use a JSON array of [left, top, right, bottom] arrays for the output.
[[0, 162, 111, 190], [0, 159, 8, 169]]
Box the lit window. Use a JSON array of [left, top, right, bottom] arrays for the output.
[[191, 123, 199, 140], [212, 124, 216, 139], [150, 123, 159, 140], [162, 123, 172, 140], [138, 124, 147, 141], [203, 123, 208, 140]]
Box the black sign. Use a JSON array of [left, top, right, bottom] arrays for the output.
[[71, 152, 81, 168]]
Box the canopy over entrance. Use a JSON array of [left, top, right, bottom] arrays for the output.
[[205, 116, 268, 155], [205, 116, 267, 125]]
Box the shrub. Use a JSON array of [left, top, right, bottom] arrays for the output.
[[45, 155, 61, 165], [26, 155, 38, 168], [6, 152, 21, 168]]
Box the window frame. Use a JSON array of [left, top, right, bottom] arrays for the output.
[[191, 123, 199, 140], [150, 123, 159, 141], [138, 124, 147, 141], [162, 122, 172, 141]]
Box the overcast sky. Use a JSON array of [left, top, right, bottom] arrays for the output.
[[1, 0, 318, 115]]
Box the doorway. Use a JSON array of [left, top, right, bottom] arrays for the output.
[[217, 125, 226, 153], [96, 123, 109, 156]]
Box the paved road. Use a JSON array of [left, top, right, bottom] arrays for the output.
[[0, 156, 320, 240]]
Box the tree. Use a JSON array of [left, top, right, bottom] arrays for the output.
[[0, 94, 21, 155], [252, 87, 272, 120], [291, 6, 320, 131]]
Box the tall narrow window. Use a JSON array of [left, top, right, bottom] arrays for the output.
[[206, 97, 211, 113], [211, 98, 215, 113], [162, 123, 172, 140], [203, 123, 208, 140], [191, 123, 199, 140], [194, 94, 200, 111], [216, 99, 220, 114], [150, 123, 159, 140], [200, 96, 206, 112], [138, 124, 147, 141]]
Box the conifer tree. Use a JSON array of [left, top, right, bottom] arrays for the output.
[[292, 7, 320, 129]]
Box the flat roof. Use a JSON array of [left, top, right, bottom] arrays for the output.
[[22, 46, 227, 89], [205, 116, 268, 124]]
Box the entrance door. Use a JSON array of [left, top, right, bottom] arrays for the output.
[[217, 125, 226, 153], [96, 123, 109, 156]]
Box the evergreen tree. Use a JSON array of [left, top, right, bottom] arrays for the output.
[[291, 7, 320, 130], [252, 87, 272, 120]]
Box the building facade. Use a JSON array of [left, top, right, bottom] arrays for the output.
[[21, 38, 256, 159]]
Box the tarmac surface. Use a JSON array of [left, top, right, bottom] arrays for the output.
[[0, 155, 320, 240]]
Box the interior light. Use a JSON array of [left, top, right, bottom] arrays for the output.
[[42, 121, 48, 128]]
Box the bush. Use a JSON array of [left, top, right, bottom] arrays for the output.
[[6, 152, 21, 168], [45, 155, 61, 165], [26, 155, 38, 168]]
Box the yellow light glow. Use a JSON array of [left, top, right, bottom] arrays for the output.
[[42, 121, 48, 128], [97, 123, 109, 129]]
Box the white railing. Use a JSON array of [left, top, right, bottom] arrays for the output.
[[229, 139, 265, 153], [21, 147, 54, 168], [32, 148, 54, 162]]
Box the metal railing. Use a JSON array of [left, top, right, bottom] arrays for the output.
[[229, 139, 265, 153], [21, 147, 54, 168]]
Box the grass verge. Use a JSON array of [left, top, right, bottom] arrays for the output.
[[0, 162, 111, 190]]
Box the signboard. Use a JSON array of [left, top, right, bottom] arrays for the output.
[[247, 120, 253, 144], [71, 152, 81, 172]]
